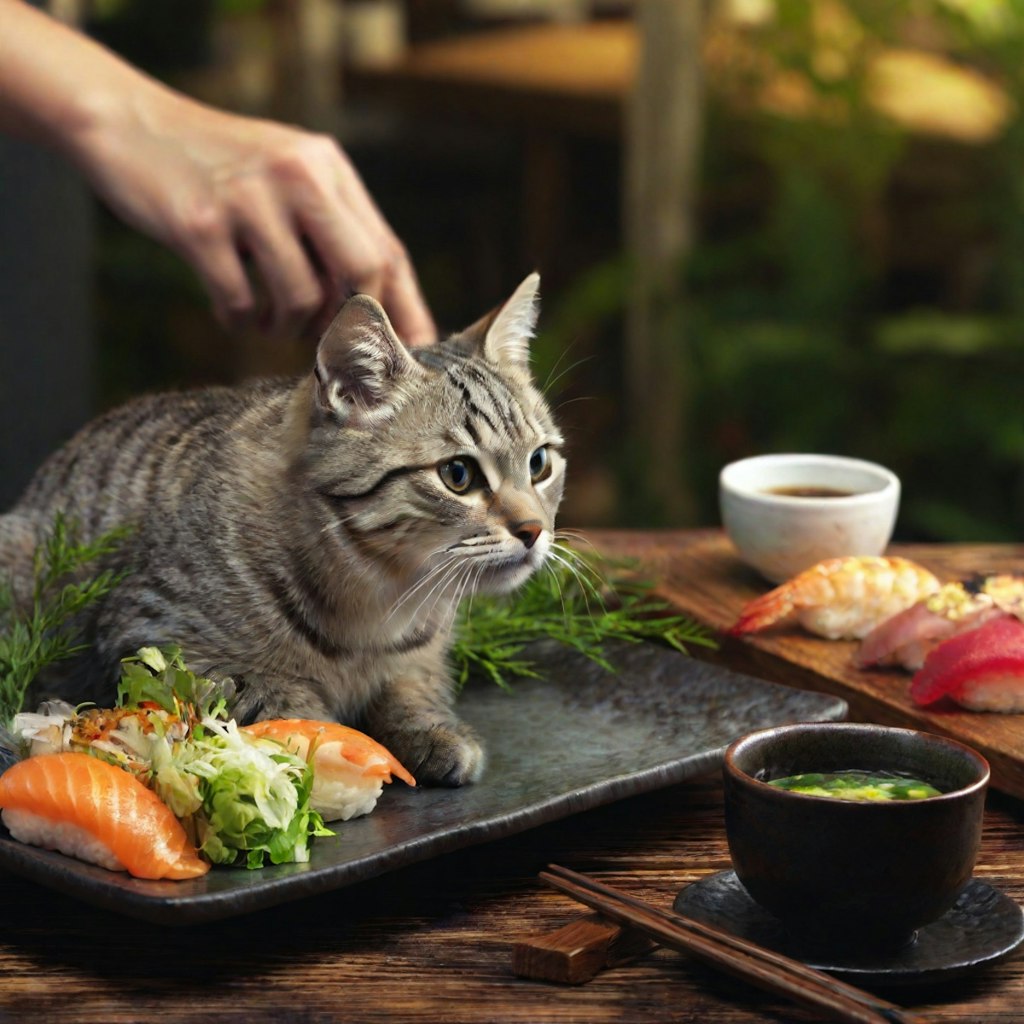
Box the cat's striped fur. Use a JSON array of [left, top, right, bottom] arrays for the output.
[[0, 274, 564, 785]]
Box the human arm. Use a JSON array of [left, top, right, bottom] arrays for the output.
[[0, 0, 436, 343]]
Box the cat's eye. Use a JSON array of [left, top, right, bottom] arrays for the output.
[[529, 446, 551, 483], [439, 457, 478, 494]]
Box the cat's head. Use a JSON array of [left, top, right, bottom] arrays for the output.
[[303, 274, 565, 599]]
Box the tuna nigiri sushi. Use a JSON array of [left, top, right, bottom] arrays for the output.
[[857, 574, 1024, 671], [0, 752, 209, 880], [910, 615, 1024, 711], [241, 720, 416, 822]]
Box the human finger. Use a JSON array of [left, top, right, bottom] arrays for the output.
[[297, 199, 391, 323], [234, 191, 325, 337], [295, 185, 436, 344], [174, 204, 258, 332], [266, 134, 436, 342], [380, 246, 436, 346], [254, 139, 385, 328], [327, 151, 437, 340]]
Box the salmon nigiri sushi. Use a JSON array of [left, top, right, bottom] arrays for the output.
[[910, 615, 1024, 711], [0, 753, 209, 880], [241, 720, 416, 822]]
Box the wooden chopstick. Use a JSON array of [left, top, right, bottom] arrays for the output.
[[540, 864, 930, 1024]]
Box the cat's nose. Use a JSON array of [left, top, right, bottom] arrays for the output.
[[512, 520, 543, 550]]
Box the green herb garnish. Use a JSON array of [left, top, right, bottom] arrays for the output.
[[118, 644, 227, 721], [451, 543, 715, 690], [0, 513, 128, 726]]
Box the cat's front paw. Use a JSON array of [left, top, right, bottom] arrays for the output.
[[214, 670, 335, 725], [385, 722, 485, 787]]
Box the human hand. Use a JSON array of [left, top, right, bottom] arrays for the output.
[[0, 2, 434, 343], [74, 89, 437, 344]]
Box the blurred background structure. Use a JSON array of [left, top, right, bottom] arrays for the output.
[[4, 0, 1024, 541]]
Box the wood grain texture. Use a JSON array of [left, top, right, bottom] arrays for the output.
[[591, 529, 1024, 801], [1, 777, 1022, 1022], [1, 531, 1023, 1022]]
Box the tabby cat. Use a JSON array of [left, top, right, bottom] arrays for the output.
[[0, 273, 564, 785]]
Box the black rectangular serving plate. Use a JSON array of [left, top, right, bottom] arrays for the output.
[[0, 642, 846, 923]]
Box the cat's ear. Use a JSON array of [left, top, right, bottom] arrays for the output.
[[313, 294, 422, 424], [455, 272, 540, 371]]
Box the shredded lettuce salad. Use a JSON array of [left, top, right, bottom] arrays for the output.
[[147, 714, 331, 868], [6, 647, 332, 868], [110, 647, 331, 868]]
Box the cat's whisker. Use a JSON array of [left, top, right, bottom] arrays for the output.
[[468, 560, 494, 614], [382, 556, 450, 620], [541, 552, 576, 620], [453, 559, 484, 612], [554, 527, 595, 549], [553, 535, 609, 584], [553, 393, 595, 416], [398, 540, 450, 579], [398, 555, 467, 626], [546, 545, 604, 619], [549, 538, 587, 570], [385, 554, 461, 624], [447, 570, 472, 624], [541, 350, 591, 398], [459, 581, 478, 622], [319, 508, 359, 533], [540, 557, 573, 618], [423, 565, 471, 628]]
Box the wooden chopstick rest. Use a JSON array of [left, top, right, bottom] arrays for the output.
[[513, 912, 657, 984], [539, 864, 930, 1024]]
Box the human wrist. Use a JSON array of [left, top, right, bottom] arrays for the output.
[[0, 2, 146, 156], [54, 68, 169, 176]]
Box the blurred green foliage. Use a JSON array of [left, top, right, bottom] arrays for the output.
[[85, 0, 1024, 542], [537, 0, 1024, 541]]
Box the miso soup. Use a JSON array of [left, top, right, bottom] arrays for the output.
[[767, 769, 941, 802]]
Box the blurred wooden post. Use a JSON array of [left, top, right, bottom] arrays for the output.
[[624, 1, 705, 523], [269, 0, 345, 130]]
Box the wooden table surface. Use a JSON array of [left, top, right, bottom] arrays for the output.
[[592, 529, 1024, 800], [3, 529, 1024, 1023]]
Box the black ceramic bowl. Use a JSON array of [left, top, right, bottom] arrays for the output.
[[723, 723, 990, 950]]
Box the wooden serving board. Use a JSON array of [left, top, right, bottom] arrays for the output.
[[590, 529, 1024, 802]]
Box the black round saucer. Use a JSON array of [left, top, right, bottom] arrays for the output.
[[673, 871, 1024, 987]]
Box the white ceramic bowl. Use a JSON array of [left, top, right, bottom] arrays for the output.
[[719, 453, 901, 583]]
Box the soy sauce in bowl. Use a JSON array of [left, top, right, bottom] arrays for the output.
[[719, 453, 901, 582], [763, 485, 856, 499]]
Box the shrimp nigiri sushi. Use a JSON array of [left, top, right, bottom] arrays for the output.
[[728, 556, 941, 640], [241, 720, 416, 822], [910, 615, 1024, 711], [0, 752, 209, 879]]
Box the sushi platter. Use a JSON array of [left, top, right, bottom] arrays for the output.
[[0, 639, 845, 923], [592, 529, 1024, 801]]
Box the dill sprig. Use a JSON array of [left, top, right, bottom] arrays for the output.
[[0, 513, 129, 726], [452, 545, 716, 690]]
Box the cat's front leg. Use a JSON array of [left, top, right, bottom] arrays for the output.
[[362, 667, 484, 787]]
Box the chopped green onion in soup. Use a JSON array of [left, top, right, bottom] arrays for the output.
[[767, 770, 942, 801]]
